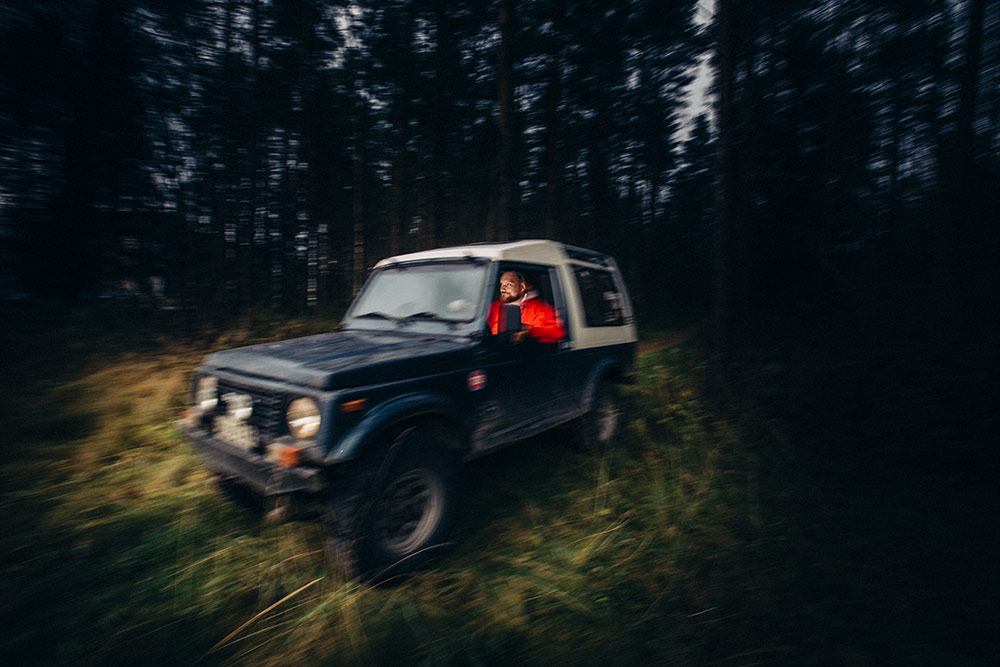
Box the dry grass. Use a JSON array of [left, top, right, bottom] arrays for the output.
[[1, 305, 997, 664]]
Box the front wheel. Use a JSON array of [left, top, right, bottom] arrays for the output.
[[325, 429, 460, 581]]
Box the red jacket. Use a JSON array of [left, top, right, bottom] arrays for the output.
[[488, 297, 566, 343]]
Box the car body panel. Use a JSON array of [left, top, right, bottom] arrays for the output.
[[183, 240, 638, 497]]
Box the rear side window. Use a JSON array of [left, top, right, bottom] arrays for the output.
[[572, 266, 625, 327]]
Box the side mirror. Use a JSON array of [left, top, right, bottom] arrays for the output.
[[498, 303, 521, 334]]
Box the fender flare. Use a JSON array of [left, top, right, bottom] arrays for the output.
[[324, 393, 464, 464]]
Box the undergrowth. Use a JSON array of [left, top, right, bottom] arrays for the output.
[[1, 305, 996, 664]]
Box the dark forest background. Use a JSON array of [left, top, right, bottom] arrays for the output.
[[1, 2, 1000, 661], [1, 0, 998, 462]]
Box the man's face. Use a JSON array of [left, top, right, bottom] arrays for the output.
[[499, 272, 526, 304]]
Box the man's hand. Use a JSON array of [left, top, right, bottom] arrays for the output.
[[511, 330, 529, 344]]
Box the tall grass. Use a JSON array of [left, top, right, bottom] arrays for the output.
[[1, 305, 996, 664]]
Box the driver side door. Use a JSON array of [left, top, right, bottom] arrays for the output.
[[475, 263, 566, 448]]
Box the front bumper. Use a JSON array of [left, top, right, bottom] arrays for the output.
[[178, 421, 326, 496]]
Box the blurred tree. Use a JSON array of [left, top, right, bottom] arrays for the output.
[[493, 0, 516, 241], [711, 0, 735, 399], [540, 0, 566, 241], [1, 0, 995, 361]]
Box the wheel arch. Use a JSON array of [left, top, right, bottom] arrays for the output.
[[324, 393, 467, 465]]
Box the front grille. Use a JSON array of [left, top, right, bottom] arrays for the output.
[[216, 379, 286, 441]]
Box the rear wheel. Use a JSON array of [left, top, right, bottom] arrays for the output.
[[325, 428, 459, 581], [580, 382, 623, 451]]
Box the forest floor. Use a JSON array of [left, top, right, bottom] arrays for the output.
[[637, 325, 696, 354], [1, 304, 997, 664]]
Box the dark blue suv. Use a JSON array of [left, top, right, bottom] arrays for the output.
[[181, 240, 636, 578]]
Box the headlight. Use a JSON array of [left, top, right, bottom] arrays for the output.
[[196, 376, 218, 412], [286, 397, 321, 440]]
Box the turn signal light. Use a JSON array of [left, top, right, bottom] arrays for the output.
[[276, 445, 302, 468], [340, 398, 367, 413]]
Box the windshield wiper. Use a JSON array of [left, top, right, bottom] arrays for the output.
[[354, 310, 462, 326], [400, 311, 441, 320], [400, 311, 463, 325], [353, 311, 399, 321]]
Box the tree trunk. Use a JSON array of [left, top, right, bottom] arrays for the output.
[[495, 0, 516, 241], [428, 0, 452, 248], [222, 0, 238, 311], [352, 98, 367, 297], [272, 131, 288, 310], [243, 0, 261, 309], [542, 0, 565, 240], [955, 0, 984, 195], [936, 0, 985, 321], [388, 124, 405, 256], [929, 0, 953, 322], [711, 0, 736, 402]]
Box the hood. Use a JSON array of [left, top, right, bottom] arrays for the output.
[[203, 329, 473, 390]]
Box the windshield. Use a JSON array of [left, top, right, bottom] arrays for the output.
[[346, 261, 489, 327]]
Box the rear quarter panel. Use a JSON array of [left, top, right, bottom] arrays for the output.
[[555, 259, 637, 409]]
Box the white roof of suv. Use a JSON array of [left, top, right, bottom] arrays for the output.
[[374, 239, 610, 269], [374, 238, 637, 348]]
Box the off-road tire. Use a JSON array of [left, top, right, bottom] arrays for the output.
[[324, 428, 460, 582], [579, 382, 623, 452]]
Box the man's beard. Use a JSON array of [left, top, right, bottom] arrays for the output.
[[501, 293, 517, 303]]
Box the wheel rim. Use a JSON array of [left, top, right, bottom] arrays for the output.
[[374, 468, 444, 554], [595, 394, 620, 443]]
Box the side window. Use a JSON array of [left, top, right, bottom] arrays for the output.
[[572, 266, 625, 327], [494, 263, 557, 308], [489, 263, 568, 342]]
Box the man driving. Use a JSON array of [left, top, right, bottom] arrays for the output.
[[487, 270, 566, 343]]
